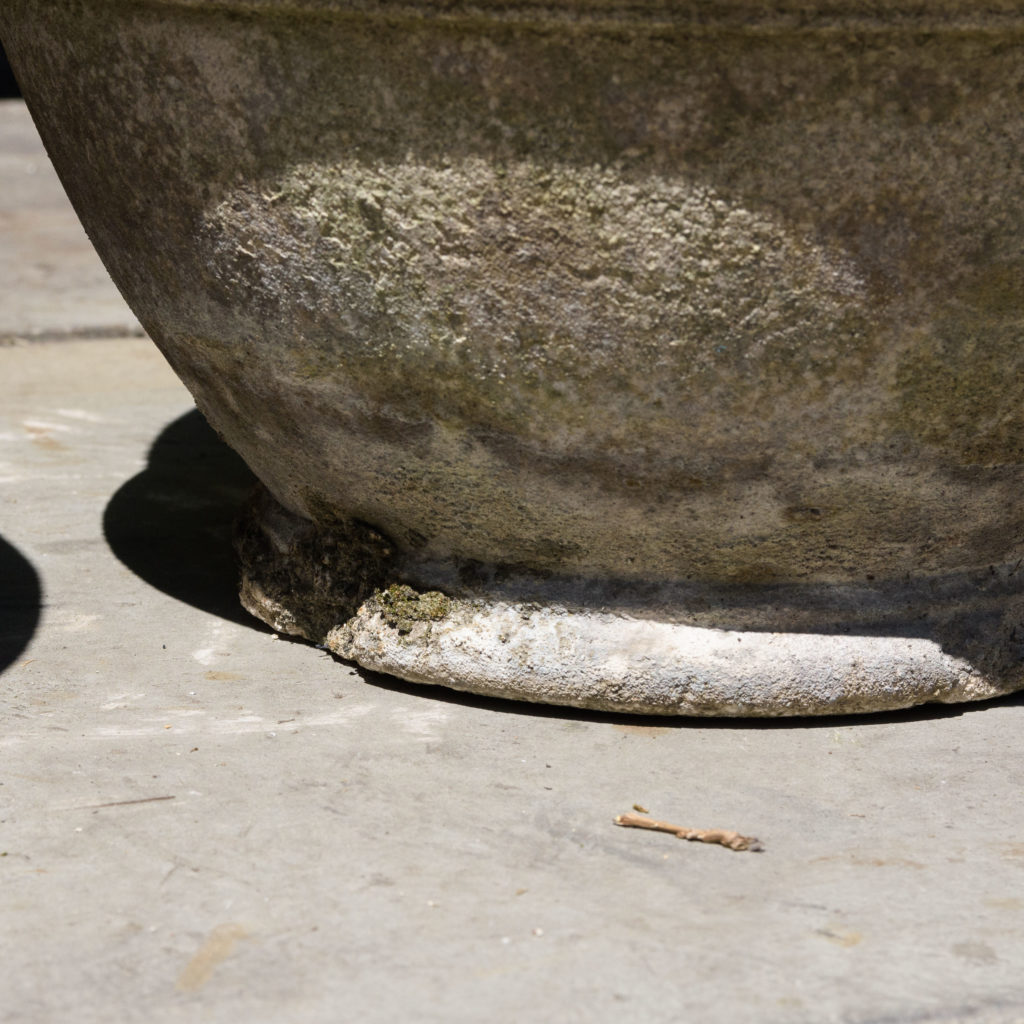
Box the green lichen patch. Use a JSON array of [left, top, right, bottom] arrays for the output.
[[372, 583, 453, 635]]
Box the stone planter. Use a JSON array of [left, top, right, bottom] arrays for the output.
[[5, 1, 1024, 714]]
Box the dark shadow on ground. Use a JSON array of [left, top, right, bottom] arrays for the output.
[[0, 40, 20, 98], [0, 533, 41, 674], [103, 409, 266, 628]]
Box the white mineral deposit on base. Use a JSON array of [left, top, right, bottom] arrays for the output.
[[324, 593, 1012, 717], [4, 0, 1023, 714]]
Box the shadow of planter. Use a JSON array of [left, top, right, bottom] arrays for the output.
[[0, 533, 40, 674], [103, 409, 262, 628], [0, 39, 20, 97]]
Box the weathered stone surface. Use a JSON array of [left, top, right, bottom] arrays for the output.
[[329, 599, 1008, 718], [244, 483, 1024, 715], [4, 1, 1024, 712]]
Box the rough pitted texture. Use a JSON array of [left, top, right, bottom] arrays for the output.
[[4, 0, 1024, 712]]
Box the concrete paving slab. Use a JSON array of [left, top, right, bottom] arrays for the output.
[[2, 99, 1024, 1024], [0, 99, 141, 339]]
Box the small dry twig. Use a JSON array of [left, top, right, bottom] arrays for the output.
[[614, 812, 763, 852]]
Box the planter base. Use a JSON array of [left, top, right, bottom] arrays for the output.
[[236, 486, 1024, 716]]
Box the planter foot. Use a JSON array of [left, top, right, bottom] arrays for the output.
[[236, 486, 1024, 716]]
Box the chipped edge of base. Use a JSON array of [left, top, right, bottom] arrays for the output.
[[315, 596, 1020, 717]]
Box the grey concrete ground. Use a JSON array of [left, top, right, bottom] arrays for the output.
[[2, 97, 1024, 1024], [0, 101, 141, 341]]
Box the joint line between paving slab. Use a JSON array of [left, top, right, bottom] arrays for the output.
[[1, 326, 147, 346]]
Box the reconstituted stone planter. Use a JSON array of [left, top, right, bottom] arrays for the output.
[[5, 1, 1024, 714]]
